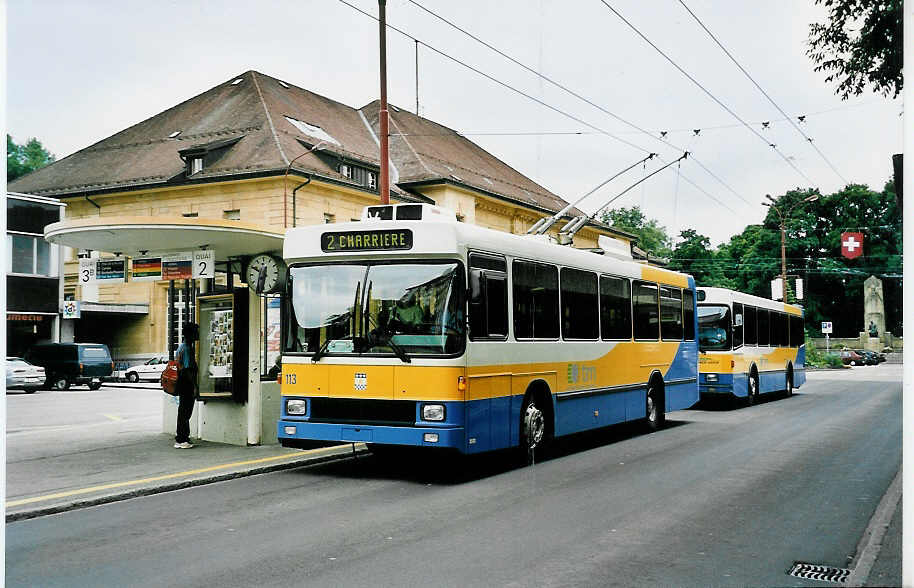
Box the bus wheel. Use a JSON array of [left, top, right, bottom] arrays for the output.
[[521, 395, 546, 459], [747, 372, 759, 406], [646, 381, 665, 431], [785, 372, 794, 397], [50, 376, 70, 391]]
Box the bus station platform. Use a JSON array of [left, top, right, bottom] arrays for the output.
[[6, 426, 364, 522]]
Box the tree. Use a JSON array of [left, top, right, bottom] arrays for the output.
[[7, 135, 55, 181], [601, 206, 672, 259], [669, 229, 723, 286], [807, 0, 903, 99], [715, 184, 901, 337]]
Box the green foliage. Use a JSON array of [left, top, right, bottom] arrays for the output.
[[601, 206, 672, 259], [805, 343, 845, 369], [807, 0, 903, 99], [7, 135, 55, 181], [722, 184, 901, 337]]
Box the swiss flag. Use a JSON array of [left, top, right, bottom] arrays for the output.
[[841, 232, 864, 259]]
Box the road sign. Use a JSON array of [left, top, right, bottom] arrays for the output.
[[841, 232, 863, 259], [162, 252, 193, 280], [193, 250, 215, 278], [96, 258, 127, 283], [821, 321, 833, 334], [771, 277, 783, 301], [78, 258, 96, 284]]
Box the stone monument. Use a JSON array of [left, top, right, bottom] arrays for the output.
[[863, 275, 885, 350]]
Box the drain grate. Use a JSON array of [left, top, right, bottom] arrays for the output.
[[787, 562, 850, 583]]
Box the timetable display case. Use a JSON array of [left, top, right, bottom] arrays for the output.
[[197, 289, 249, 402]]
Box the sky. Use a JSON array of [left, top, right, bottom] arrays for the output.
[[5, 0, 903, 246]]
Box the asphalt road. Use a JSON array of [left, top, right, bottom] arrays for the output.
[[6, 384, 162, 463], [6, 366, 901, 587]]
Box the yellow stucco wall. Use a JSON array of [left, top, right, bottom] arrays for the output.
[[62, 176, 627, 357]]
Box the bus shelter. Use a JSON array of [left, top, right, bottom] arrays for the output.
[[44, 216, 285, 445]]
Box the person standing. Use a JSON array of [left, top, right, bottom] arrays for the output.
[[174, 322, 199, 449]]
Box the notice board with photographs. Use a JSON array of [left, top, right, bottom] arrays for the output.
[[197, 289, 249, 402]]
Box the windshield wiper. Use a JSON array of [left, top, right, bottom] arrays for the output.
[[364, 313, 411, 364], [310, 337, 333, 363]]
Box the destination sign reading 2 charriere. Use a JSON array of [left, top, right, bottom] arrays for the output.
[[321, 229, 413, 252]]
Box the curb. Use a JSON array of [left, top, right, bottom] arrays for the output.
[[6, 445, 368, 522]]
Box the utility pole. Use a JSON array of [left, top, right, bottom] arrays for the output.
[[763, 193, 819, 301], [378, 0, 390, 205]]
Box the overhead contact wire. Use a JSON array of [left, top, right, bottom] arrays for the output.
[[407, 0, 752, 208], [598, 0, 817, 186], [677, 0, 848, 185]]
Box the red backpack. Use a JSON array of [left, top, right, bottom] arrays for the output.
[[160, 360, 180, 396]]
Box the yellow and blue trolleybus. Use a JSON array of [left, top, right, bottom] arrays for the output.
[[697, 287, 806, 404], [278, 203, 698, 455]]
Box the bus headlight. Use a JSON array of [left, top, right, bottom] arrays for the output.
[[286, 399, 307, 415], [421, 404, 445, 421], [705, 374, 718, 383]]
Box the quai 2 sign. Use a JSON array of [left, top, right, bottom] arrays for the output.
[[193, 250, 215, 278]]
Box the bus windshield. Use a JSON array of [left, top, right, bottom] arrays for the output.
[[286, 261, 465, 357], [698, 304, 732, 351]]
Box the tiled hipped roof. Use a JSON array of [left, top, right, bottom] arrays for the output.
[[9, 70, 584, 219]]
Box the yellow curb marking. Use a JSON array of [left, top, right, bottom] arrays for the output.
[[6, 446, 345, 508], [102, 414, 123, 422]]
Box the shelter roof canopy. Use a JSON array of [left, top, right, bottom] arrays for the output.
[[44, 216, 283, 259]]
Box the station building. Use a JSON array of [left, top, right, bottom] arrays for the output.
[[10, 70, 634, 375], [6, 192, 66, 357]]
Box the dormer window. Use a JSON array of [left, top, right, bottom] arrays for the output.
[[339, 164, 352, 179], [368, 172, 377, 190], [178, 135, 244, 178]]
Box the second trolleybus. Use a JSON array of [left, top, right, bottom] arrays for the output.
[[277, 203, 699, 455], [697, 286, 806, 403]]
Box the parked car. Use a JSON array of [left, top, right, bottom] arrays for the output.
[[124, 356, 168, 382], [839, 349, 864, 366], [853, 350, 879, 365], [25, 343, 114, 390], [6, 357, 46, 393]]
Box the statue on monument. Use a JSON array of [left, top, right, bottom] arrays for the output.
[[863, 275, 885, 344]]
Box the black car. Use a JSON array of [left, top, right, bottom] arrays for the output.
[[853, 350, 879, 365], [25, 343, 114, 390]]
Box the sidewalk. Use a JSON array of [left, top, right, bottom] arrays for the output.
[[6, 432, 365, 522]]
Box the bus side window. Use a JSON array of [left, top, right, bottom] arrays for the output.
[[469, 253, 508, 340], [732, 302, 744, 348], [790, 314, 804, 347], [561, 268, 598, 340], [513, 260, 559, 340], [744, 306, 757, 345], [776, 312, 789, 346], [757, 309, 770, 346], [633, 281, 659, 341], [682, 289, 695, 341], [600, 275, 632, 340], [660, 286, 683, 341]]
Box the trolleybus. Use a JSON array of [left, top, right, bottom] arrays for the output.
[[277, 203, 698, 456], [697, 287, 805, 403]]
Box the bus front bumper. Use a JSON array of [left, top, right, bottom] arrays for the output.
[[278, 420, 466, 451]]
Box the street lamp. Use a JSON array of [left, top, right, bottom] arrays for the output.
[[762, 194, 819, 301], [283, 141, 327, 228]]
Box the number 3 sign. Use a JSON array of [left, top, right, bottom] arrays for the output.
[[193, 250, 215, 278], [78, 259, 96, 283]]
